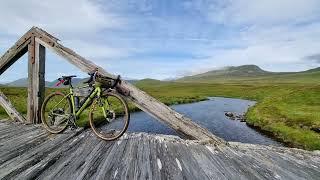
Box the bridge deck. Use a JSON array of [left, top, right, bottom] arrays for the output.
[[0, 120, 319, 180]]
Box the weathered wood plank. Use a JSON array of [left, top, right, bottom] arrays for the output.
[[0, 28, 34, 74], [0, 129, 83, 179], [13, 131, 86, 180], [0, 27, 36, 75], [0, 91, 25, 122], [0, 122, 319, 180]]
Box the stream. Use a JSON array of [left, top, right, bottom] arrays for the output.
[[126, 97, 282, 146]]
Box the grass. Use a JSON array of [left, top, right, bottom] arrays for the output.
[[1, 80, 320, 150]]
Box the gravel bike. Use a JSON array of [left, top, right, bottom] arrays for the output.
[[41, 71, 130, 141]]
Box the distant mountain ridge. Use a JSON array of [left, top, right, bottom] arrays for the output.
[[4, 78, 86, 88], [5, 77, 138, 87], [178, 65, 320, 83], [192, 65, 273, 77], [4, 65, 320, 86]]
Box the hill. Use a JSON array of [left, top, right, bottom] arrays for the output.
[[178, 65, 320, 84], [5, 78, 51, 87], [5, 77, 139, 88], [195, 65, 274, 77], [5, 78, 87, 88], [133, 78, 162, 86]]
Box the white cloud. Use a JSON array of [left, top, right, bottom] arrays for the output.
[[176, 0, 320, 75], [1, 0, 320, 81], [0, 0, 124, 36], [207, 0, 320, 25], [0, 0, 134, 65], [62, 39, 138, 59], [188, 23, 320, 73]]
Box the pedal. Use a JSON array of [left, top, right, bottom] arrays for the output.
[[70, 125, 78, 130]]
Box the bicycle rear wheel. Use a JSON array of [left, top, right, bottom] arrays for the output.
[[41, 92, 72, 134], [89, 92, 130, 141]]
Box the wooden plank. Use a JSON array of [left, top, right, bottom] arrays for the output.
[[32, 27, 225, 144], [0, 91, 25, 122], [0, 122, 319, 179]]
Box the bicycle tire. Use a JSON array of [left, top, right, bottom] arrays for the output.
[[41, 92, 72, 134], [89, 91, 130, 141]]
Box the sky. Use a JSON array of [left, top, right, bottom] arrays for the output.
[[1, 0, 320, 83]]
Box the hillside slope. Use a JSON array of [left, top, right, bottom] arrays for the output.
[[178, 65, 320, 84], [5, 78, 85, 88], [5, 78, 51, 87]]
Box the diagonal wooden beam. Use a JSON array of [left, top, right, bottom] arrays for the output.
[[0, 27, 36, 75], [32, 27, 225, 144], [0, 91, 25, 122]]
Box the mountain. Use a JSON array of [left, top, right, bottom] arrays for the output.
[[4, 77, 92, 88], [5, 78, 28, 87], [134, 78, 162, 86], [178, 65, 320, 84], [5, 78, 53, 87], [304, 67, 320, 73], [5, 77, 140, 87], [47, 78, 88, 88], [178, 65, 273, 81]]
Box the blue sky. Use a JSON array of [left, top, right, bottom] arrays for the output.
[[1, 0, 320, 83]]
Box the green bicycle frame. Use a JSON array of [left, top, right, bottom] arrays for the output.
[[53, 85, 103, 120], [75, 86, 102, 118]]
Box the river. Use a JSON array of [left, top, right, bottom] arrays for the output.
[[126, 97, 282, 146]]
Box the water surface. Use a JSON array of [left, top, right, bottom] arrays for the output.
[[127, 97, 282, 146]]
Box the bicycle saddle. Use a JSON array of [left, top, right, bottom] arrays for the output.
[[62, 75, 77, 79]]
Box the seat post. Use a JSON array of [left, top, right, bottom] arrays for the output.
[[69, 78, 73, 88]]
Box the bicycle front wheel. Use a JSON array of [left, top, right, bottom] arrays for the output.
[[41, 92, 72, 134], [89, 92, 130, 141]]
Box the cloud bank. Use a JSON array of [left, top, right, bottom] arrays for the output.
[[1, 0, 320, 82]]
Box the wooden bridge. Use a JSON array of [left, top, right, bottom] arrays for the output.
[[0, 120, 319, 180], [0, 27, 320, 179]]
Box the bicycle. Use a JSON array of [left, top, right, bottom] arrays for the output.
[[41, 71, 130, 141]]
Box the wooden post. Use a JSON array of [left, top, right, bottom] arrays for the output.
[[27, 39, 34, 123], [27, 39, 45, 124]]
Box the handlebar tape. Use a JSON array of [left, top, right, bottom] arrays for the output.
[[55, 79, 65, 87]]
